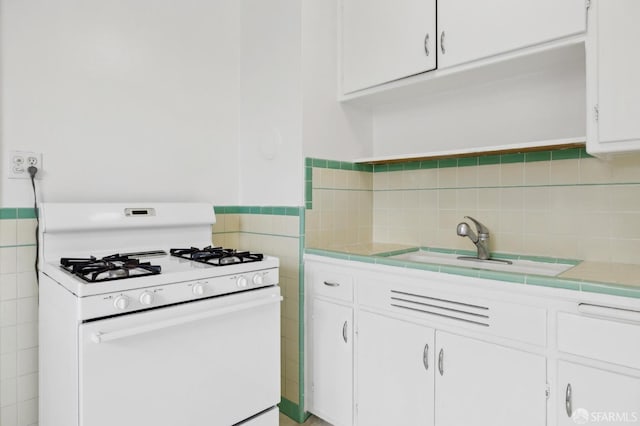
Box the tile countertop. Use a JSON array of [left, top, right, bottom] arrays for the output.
[[305, 244, 640, 300]]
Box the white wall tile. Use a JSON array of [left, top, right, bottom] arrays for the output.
[[17, 397, 38, 426], [0, 248, 18, 274], [16, 348, 37, 377], [1, 377, 17, 407], [0, 221, 17, 246], [1, 352, 17, 380], [16, 373, 37, 402], [1, 274, 18, 301], [1, 402, 18, 426], [15, 221, 36, 246]]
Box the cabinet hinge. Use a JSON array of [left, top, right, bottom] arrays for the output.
[[594, 105, 599, 122], [545, 384, 550, 400]]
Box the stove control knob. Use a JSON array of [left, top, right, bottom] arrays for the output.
[[252, 274, 264, 285], [236, 276, 248, 288], [139, 291, 154, 306], [113, 295, 130, 310], [192, 283, 205, 296]]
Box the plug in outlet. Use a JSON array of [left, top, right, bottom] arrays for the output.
[[8, 151, 43, 179]]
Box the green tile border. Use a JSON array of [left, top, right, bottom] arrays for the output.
[[214, 206, 303, 217], [0, 208, 38, 219], [279, 397, 311, 423], [304, 247, 640, 299]]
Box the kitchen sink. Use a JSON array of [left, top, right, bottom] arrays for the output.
[[390, 250, 576, 277]]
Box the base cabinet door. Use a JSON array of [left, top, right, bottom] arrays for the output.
[[357, 311, 435, 426], [310, 299, 353, 426], [435, 331, 547, 426], [557, 361, 640, 425]]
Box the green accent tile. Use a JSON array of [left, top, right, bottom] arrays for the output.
[[387, 163, 404, 172], [340, 161, 354, 170], [213, 206, 224, 214], [373, 164, 388, 173], [305, 166, 312, 180], [0, 208, 18, 219], [305, 201, 313, 210], [552, 148, 581, 161], [359, 163, 374, 172], [420, 160, 438, 169], [526, 255, 563, 264], [453, 249, 477, 257], [376, 247, 419, 257], [349, 254, 377, 264], [579, 148, 594, 159], [327, 160, 341, 170], [404, 161, 422, 171], [409, 262, 440, 272], [273, 207, 287, 215], [458, 157, 478, 167], [500, 153, 525, 164], [311, 158, 327, 168], [440, 265, 479, 278], [478, 155, 501, 165], [426, 247, 457, 254], [261, 207, 274, 214], [526, 276, 580, 291], [375, 257, 409, 268], [279, 398, 309, 423], [250, 206, 260, 214], [286, 207, 302, 217], [438, 159, 458, 168], [305, 158, 312, 167], [580, 283, 640, 299], [525, 151, 551, 162], [477, 270, 525, 284], [16, 208, 37, 219], [305, 180, 312, 196], [229, 206, 243, 214], [492, 253, 521, 261]]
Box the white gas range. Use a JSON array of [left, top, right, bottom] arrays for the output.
[[38, 203, 281, 426]]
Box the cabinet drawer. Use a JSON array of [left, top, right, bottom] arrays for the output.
[[557, 310, 640, 370], [309, 265, 354, 302]]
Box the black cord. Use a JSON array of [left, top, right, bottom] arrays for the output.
[[28, 166, 39, 287]]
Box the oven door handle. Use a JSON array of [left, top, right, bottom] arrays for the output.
[[90, 295, 283, 344]]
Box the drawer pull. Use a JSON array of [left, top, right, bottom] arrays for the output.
[[342, 321, 348, 343], [578, 303, 640, 323], [323, 281, 340, 287], [565, 383, 573, 417], [438, 348, 444, 376], [424, 33, 430, 56]]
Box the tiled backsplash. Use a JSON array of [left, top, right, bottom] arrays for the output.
[[0, 211, 39, 426], [212, 207, 306, 421], [306, 149, 640, 265]]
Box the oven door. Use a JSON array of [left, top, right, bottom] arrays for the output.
[[78, 286, 281, 426]]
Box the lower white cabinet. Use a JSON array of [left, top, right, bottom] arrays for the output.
[[435, 331, 547, 426], [357, 310, 435, 426], [557, 361, 640, 425], [310, 298, 353, 426]]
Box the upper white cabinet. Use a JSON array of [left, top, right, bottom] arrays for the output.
[[341, 0, 436, 94], [437, 0, 586, 69], [586, 0, 640, 156]]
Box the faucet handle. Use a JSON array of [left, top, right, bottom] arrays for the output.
[[464, 216, 490, 235]]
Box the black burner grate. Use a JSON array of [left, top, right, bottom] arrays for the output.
[[170, 246, 264, 266], [60, 254, 161, 283]]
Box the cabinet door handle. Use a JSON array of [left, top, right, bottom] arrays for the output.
[[440, 31, 446, 54], [424, 33, 430, 56], [323, 281, 340, 287], [438, 348, 444, 376], [565, 383, 573, 417], [342, 321, 348, 343], [423, 343, 430, 371]]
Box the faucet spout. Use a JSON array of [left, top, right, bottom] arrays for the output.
[[456, 216, 491, 260]]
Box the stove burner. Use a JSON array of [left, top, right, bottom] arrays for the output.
[[60, 254, 161, 283], [170, 246, 264, 266]]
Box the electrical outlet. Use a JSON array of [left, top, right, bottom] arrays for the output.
[[8, 151, 43, 179]]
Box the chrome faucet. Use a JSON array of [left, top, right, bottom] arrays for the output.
[[456, 216, 491, 260]]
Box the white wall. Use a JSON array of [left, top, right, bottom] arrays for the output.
[[372, 54, 586, 157], [301, 0, 373, 162], [0, 0, 241, 207], [238, 0, 303, 206]]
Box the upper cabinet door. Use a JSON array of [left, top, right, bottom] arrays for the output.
[[341, 0, 436, 94], [437, 0, 586, 69], [586, 0, 640, 156]]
